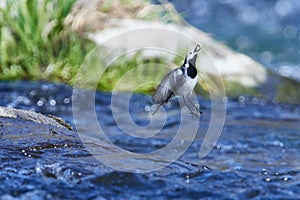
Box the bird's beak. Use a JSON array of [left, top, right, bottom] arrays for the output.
[[194, 44, 201, 53]]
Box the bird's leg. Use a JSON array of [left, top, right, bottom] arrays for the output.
[[152, 104, 161, 116], [183, 95, 200, 117], [186, 95, 203, 115]]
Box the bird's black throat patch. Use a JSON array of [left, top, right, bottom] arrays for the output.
[[187, 65, 197, 78], [180, 64, 197, 79]]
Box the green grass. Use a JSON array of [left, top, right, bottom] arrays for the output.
[[0, 0, 95, 83], [0, 0, 173, 94]]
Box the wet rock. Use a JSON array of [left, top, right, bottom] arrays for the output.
[[0, 107, 80, 153], [0, 106, 70, 130]]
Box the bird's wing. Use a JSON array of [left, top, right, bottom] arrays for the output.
[[152, 69, 182, 104]]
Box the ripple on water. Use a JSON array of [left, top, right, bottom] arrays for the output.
[[0, 81, 300, 199]]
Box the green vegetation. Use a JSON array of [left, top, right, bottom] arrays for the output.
[[0, 0, 95, 83], [223, 80, 261, 98], [0, 0, 175, 94], [276, 78, 300, 104], [76, 51, 173, 94]]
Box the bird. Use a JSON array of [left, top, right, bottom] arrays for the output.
[[152, 44, 203, 116]]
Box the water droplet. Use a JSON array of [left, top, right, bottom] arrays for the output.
[[252, 97, 259, 105], [275, 0, 292, 17], [50, 99, 56, 106], [238, 96, 245, 103], [273, 140, 284, 147], [42, 85, 49, 91], [29, 90, 37, 97], [279, 143, 284, 148], [192, 0, 207, 16], [259, 51, 273, 64], [282, 25, 298, 39], [17, 96, 24, 102], [186, 175, 190, 183], [37, 100, 44, 107], [239, 6, 259, 25], [144, 106, 151, 112], [63, 98, 70, 104], [236, 36, 250, 49], [150, 105, 157, 111]]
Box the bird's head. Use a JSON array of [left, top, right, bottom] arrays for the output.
[[184, 44, 201, 68]]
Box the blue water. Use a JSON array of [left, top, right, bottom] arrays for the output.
[[169, 0, 300, 81], [0, 81, 299, 199]]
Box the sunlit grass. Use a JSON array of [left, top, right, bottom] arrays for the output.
[[0, 0, 95, 83]]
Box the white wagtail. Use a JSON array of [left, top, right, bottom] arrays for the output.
[[152, 44, 202, 116]]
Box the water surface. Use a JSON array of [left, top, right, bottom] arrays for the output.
[[0, 81, 299, 199]]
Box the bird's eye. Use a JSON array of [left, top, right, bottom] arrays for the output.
[[189, 52, 192, 54]]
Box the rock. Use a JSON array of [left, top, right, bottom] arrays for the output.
[[66, 0, 267, 89], [0, 106, 71, 130], [64, 0, 156, 34], [88, 18, 267, 88]]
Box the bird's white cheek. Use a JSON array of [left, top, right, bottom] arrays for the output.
[[174, 69, 182, 76]]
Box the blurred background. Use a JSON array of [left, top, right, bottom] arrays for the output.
[[169, 0, 300, 80], [1, 0, 300, 103]]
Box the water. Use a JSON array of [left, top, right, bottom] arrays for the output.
[[0, 81, 299, 199], [169, 0, 300, 81]]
